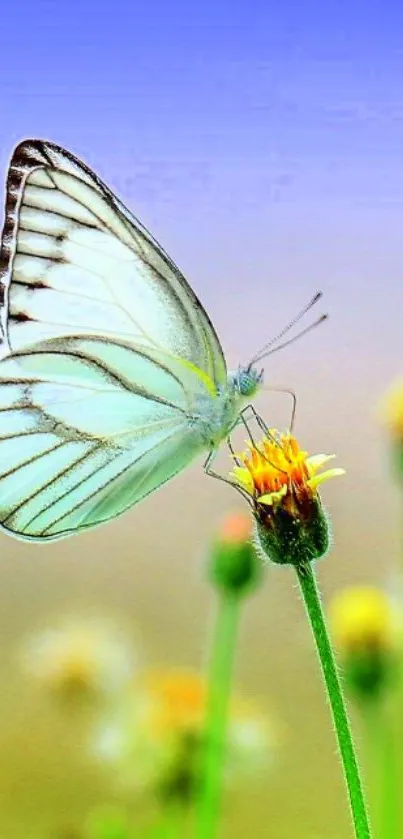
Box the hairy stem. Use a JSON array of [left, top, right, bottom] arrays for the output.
[[296, 562, 372, 839]]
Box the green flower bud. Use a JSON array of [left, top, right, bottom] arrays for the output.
[[210, 511, 262, 594]]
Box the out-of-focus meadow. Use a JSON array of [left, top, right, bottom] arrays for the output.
[[1, 2, 403, 837]]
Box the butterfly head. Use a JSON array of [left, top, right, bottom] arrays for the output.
[[232, 365, 264, 398]]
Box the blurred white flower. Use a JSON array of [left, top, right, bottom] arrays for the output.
[[92, 667, 276, 799], [226, 700, 276, 776], [21, 618, 136, 701]]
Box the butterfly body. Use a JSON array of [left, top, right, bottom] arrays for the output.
[[185, 369, 262, 449]]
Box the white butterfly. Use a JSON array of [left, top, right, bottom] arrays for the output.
[[0, 140, 323, 542]]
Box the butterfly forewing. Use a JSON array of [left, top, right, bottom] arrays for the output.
[[0, 140, 227, 387]]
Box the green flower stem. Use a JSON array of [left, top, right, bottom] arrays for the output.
[[363, 699, 399, 839], [296, 562, 372, 839], [145, 805, 186, 839], [362, 702, 381, 834], [163, 804, 187, 839], [377, 704, 399, 839], [196, 591, 240, 839]]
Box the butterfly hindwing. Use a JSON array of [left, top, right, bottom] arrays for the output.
[[0, 337, 206, 540]]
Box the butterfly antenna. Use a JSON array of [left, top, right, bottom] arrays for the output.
[[248, 291, 323, 366], [252, 314, 328, 364]]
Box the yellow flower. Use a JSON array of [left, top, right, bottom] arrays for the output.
[[22, 618, 135, 701], [232, 431, 343, 506], [94, 667, 274, 799], [231, 430, 344, 566], [329, 587, 401, 698], [379, 378, 403, 440], [329, 587, 398, 654]]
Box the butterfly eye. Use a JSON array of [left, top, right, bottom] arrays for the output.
[[237, 369, 261, 397]]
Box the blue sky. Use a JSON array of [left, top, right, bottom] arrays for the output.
[[1, 1, 403, 371], [3, 2, 403, 173]]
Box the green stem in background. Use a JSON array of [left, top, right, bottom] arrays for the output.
[[362, 698, 400, 839], [196, 591, 240, 839], [379, 704, 399, 839], [362, 702, 381, 834], [296, 562, 372, 839], [145, 804, 187, 839], [162, 804, 187, 839]]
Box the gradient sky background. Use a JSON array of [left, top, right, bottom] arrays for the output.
[[1, 3, 403, 838]]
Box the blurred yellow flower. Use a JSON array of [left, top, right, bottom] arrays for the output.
[[329, 586, 401, 698], [94, 667, 274, 799], [22, 618, 135, 700], [231, 429, 344, 566], [145, 669, 206, 735], [379, 378, 403, 440], [330, 587, 398, 653]]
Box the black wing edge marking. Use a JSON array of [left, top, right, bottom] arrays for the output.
[[0, 141, 49, 311]]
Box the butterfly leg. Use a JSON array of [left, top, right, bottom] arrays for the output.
[[222, 405, 262, 457], [203, 448, 253, 506], [227, 404, 258, 438], [241, 404, 270, 436], [262, 386, 297, 432], [236, 404, 274, 445], [236, 405, 288, 473], [239, 408, 260, 448], [229, 404, 269, 439], [227, 435, 241, 467]]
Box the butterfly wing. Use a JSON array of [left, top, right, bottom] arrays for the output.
[[0, 139, 227, 388], [0, 336, 210, 540]]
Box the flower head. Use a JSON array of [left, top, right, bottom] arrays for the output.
[[329, 586, 401, 699], [379, 378, 403, 441], [379, 379, 403, 482], [93, 667, 274, 801], [22, 618, 135, 702], [231, 430, 344, 566]]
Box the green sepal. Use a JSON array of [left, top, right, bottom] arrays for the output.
[[255, 496, 330, 566]]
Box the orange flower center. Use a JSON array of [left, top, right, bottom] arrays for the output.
[[241, 434, 309, 497]]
